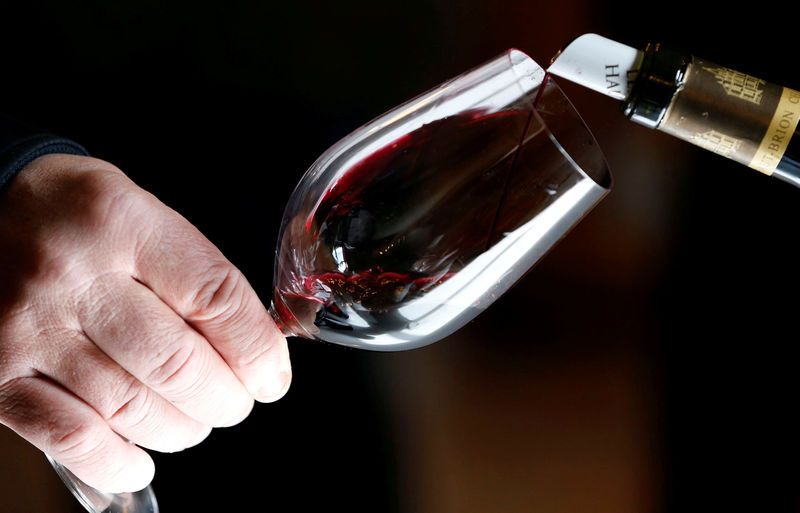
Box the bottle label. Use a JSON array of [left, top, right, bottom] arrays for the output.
[[659, 58, 799, 175], [749, 87, 800, 174]]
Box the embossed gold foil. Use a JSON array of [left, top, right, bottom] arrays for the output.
[[659, 58, 800, 175]]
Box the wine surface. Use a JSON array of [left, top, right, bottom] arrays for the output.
[[274, 107, 532, 344]]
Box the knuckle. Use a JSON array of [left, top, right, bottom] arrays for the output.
[[103, 378, 203, 454], [48, 420, 106, 466], [46, 166, 131, 226], [189, 265, 247, 322], [145, 341, 203, 397], [0, 376, 31, 419], [0, 342, 29, 392], [105, 379, 153, 427], [57, 171, 158, 258], [79, 174, 140, 228], [227, 328, 275, 371]]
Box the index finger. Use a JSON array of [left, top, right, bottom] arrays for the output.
[[130, 201, 291, 403]]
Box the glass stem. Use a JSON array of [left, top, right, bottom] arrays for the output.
[[268, 300, 295, 338]]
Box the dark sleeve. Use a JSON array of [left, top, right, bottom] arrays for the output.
[[0, 114, 89, 192]]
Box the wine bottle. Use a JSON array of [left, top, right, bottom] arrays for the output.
[[548, 34, 800, 187]]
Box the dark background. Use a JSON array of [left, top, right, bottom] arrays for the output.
[[1, 1, 798, 512]]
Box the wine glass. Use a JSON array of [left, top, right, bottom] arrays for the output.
[[270, 48, 611, 349], [51, 48, 610, 512]]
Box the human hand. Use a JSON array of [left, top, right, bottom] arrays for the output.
[[0, 154, 291, 493]]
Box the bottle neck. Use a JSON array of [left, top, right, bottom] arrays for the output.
[[622, 42, 690, 129], [622, 43, 800, 186]]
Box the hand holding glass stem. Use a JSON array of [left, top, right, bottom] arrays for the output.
[[1, 47, 611, 513]]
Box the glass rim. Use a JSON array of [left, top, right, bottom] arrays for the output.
[[506, 48, 613, 191]]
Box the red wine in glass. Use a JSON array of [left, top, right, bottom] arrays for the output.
[[271, 50, 611, 350]]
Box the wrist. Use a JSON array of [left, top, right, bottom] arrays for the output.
[[0, 116, 89, 193]]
